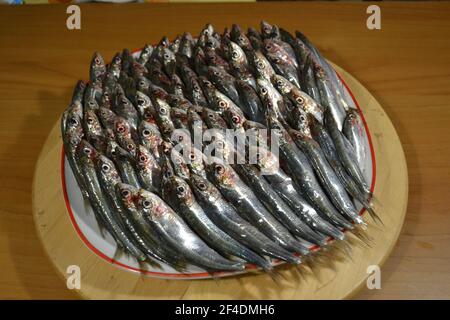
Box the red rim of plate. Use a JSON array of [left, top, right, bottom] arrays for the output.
[[60, 64, 377, 279]]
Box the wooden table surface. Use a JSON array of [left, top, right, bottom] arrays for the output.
[[0, 2, 449, 300]]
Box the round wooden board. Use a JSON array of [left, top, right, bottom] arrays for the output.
[[32, 64, 408, 300]]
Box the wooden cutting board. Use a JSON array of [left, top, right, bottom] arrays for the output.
[[32, 63, 408, 299]]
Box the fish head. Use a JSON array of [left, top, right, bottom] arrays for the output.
[[136, 145, 157, 170], [169, 148, 190, 180], [131, 61, 148, 78], [167, 94, 192, 110], [224, 107, 245, 130], [114, 117, 132, 138], [248, 145, 278, 174], [231, 24, 252, 51], [189, 174, 217, 200], [169, 36, 181, 53], [170, 128, 191, 147], [161, 48, 176, 76], [117, 135, 136, 157], [228, 41, 246, 64], [260, 21, 274, 39], [271, 74, 291, 94], [83, 109, 102, 136], [76, 140, 98, 165], [187, 147, 205, 176], [89, 52, 106, 82], [204, 108, 227, 129], [154, 98, 171, 118], [160, 152, 176, 183], [206, 160, 235, 187], [115, 183, 138, 209], [136, 189, 168, 218], [139, 121, 162, 149], [266, 111, 290, 144], [212, 90, 234, 113], [95, 154, 120, 183], [164, 175, 193, 205], [290, 107, 312, 138], [97, 106, 115, 126], [110, 52, 122, 69], [345, 108, 361, 125]]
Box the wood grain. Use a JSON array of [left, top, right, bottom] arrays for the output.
[[0, 2, 449, 299]]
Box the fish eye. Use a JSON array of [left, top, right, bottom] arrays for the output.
[[121, 189, 130, 197], [265, 45, 272, 50], [232, 115, 240, 124], [197, 182, 207, 191], [101, 164, 110, 172], [176, 186, 185, 194], [218, 100, 227, 108], [260, 87, 268, 95], [193, 85, 201, 92], [137, 99, 145, 106], [189, 153, 196, 161], [296, 97, 304, 104], [139, 154, 147, 162], [142, 129, 151, 136], [139, 81, 146, 87], [95, 57, 101, 65], [86, 117, 94, 124], [142, 200, 151, 208], [257, 61, 264, 69], [300, 115, 306, 122], [232, 51, 239, 59], [163, 53, 170, 59], [83, 148, 91, 155], [89, 101, 95, 107], [276, 80, 283, 87], [215, 164, 224, 174], [159, 107, 167, 115], [127, 143, 135, 151], [164, 169, 173, 178], [117, 125, 125, 133]]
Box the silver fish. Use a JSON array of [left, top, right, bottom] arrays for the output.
[[189, 174, 300, 264], [135, 189, 245, 272]]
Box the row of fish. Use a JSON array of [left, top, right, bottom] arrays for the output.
[[61, 21, 380, 275]]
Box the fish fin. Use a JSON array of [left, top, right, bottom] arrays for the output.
[[365, 206, 384, 227], [265, 268, 285, 284], [143, 256, 163, 270]]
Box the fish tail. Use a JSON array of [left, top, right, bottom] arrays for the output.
[[365, 206, 384, 226], [266, 268, 285, 284], [348, 224, 373, 248]]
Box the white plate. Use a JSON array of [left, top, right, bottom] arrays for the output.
[[62, 59, 375, 279]]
